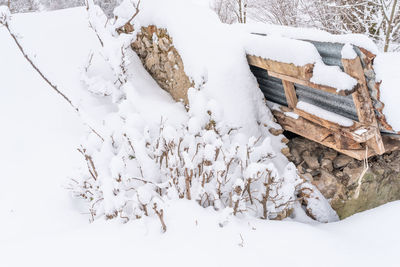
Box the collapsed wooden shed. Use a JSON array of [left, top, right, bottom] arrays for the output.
[[248, 36, 400, 160]]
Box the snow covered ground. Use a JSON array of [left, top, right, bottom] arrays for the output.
[[1, 6, 400, 267]]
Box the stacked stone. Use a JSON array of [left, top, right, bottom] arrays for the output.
[[131, 25, 193, 104], [287, 137, 400, 219]]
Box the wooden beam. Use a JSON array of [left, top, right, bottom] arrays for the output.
[[342, 56, 385, 155], [247, 54, 356, 96], [293, 107, 376, 143], [272, 108, 333, 143], [272, 109, 377, 160], [333, 133, 363, 150], [268, 71, 356, 96], [282, 80, 297, 108], [247, 55, 314, 80]]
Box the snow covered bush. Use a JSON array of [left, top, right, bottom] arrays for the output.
[[71, 100, 303, 223], [68, 0, 338, 230]]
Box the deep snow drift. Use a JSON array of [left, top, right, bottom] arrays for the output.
[[1, 3, 400, 267]]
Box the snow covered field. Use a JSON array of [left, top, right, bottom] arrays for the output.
[[1, 6, 400, 267]]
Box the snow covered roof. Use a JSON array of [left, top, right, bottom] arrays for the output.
[[244, 30, 400, 159], [243, 30, 400, 135]]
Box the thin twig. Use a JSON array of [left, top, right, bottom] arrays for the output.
[[4, 20, 105, 141], [125, 0, 141, 26], [4, 22, 78, 112]]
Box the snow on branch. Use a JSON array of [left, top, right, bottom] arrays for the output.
[[1, 8, 78, 111], [1, 6, 106, 141]]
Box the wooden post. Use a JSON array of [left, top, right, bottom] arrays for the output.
[[272, 108, 375, 160], [342, 56, 385, 155], [282, 80, 297, 108]]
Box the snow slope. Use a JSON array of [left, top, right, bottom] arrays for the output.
[[1, 6, 400, 267]]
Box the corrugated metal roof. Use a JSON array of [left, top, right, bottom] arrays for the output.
[[250, 65, 359, 121], [306, 40, 344, 69]]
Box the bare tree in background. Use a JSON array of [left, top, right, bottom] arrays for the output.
[[300, 0, 400, 51], [211, 0, 236, 24], [1, 0, 398, 51], [251, 0, 301, 26], [0, 0, 40, 13], [211, 0, 250, 24], [211, 0, 304, 26], [0, 0, 121, 17], [379, 0, 400, 51], [235, 0, 248, 23]]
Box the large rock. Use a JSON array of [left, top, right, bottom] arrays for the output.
[[312, 170, 345, 200], [302, 151, 320, 170], [333, 154, 353, 169], [288, 137, 400, 219], [321, 158, 333, 172], [131, 25, 193, 104]]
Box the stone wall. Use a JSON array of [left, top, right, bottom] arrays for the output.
[[287, 137, 400, 219], [131, 25, 193, 104]]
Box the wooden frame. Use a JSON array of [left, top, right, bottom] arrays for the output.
[[247, 54, 399, 160], [247, 55, 356, 96], [247, 55, 313, 80]]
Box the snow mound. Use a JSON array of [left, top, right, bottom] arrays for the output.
[[66, 0, 338, 225], [129, 0, 270, 137], [374, 52, 400, 132]]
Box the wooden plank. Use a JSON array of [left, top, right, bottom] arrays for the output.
[[247, 55, 314, 80], [333, 133, 362, 150], [342, 57, 376, 124], [282, 80, 297, 108], [272, 109, 376, 160], [342, 56, 385, 155], [273, 108, 333, 143], [294, 107, 376, 143], [268, 71, 356, 96], [294, 107, 352, 130]]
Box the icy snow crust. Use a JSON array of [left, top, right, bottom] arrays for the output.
[[1, 5, 400, 267]]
